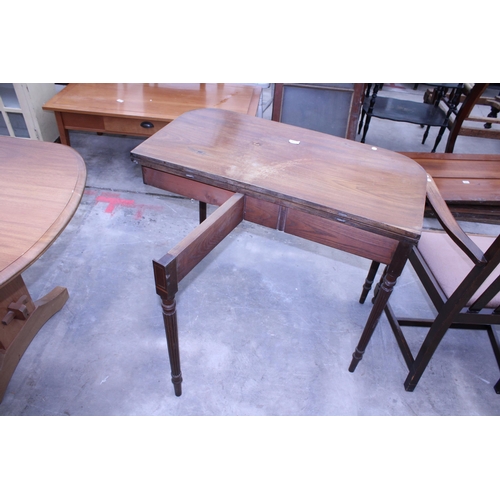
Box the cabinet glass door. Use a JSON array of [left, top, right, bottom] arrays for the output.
[[0, 83, 29, 137]]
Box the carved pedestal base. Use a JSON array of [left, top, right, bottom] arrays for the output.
[[0, 274, 68, 402]]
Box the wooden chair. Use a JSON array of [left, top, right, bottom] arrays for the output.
[[445, 83, 499, 152], [358, 84, 464, 152], [351, 175, 500, 393]]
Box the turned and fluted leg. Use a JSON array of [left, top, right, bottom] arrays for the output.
[[161, 298, 182, 397], [153, 255, 182, 397], [359, 261, 381, 304], [349, 271, 397, 372], [152, 193, 245, 397], [349, 242, 411, 372]]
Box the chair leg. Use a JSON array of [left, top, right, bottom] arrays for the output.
[[422, 125, 431, 144], [360, 114, 372, 143], [484, 91, 499, 129], [358, 109, 366, 134], [431, 125, 447, 153], [404, 314, 453, 391], [406, 323, 500, 394], [384, 302, 415, 369], [487, 326, 500, 368], [487, 326, 500, 394]]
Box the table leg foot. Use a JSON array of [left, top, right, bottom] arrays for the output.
[[172, 374, 183, 397], [348, 347, 365, 372], [0, 284, 69, 403]]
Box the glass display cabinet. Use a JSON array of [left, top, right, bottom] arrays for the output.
[[0, 83, 59, 141]]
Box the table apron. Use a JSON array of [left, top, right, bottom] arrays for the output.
[[60, 112, 169, 137], [284, 208, 397, 264], [143, 166, 399, 265]]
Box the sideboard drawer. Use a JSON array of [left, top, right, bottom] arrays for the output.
[[103, 116, 169, 136], [62, 112, 104, 130]]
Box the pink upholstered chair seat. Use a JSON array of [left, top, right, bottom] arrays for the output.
[[418, 230, 500, 309]]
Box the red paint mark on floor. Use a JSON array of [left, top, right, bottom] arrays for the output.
[[96, 193, 135, 214], [91, 191, 163, 219]]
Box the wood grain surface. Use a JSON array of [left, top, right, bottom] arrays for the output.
[[0, 137, 87, 286], [43, 83, 261, 120], [132, 108, 428, 241]]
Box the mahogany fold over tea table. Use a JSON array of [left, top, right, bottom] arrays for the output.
[[131, 108, 428, 396], [0, 137, 86, 402]]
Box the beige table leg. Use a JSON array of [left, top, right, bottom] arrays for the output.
[[0, 275, 69, 402]]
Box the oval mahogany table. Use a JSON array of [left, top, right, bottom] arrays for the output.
[[0, 136, 86, 402]]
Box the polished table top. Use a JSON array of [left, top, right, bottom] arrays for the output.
[[43, 83, 262, 121], [0, 137, 87, 287], [132, 108, 428, 244]]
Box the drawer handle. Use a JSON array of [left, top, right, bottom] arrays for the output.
[[140, 121, 154, 129]]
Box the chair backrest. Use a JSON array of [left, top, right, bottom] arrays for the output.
[[445, 83, 490, 152]]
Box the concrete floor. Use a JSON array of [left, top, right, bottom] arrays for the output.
[[2, 83, 500, 416]]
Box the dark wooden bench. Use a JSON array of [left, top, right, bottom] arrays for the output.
[[401, 153, 500, 224]]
